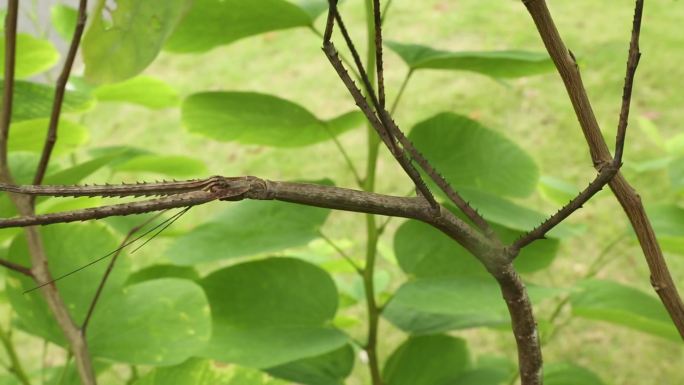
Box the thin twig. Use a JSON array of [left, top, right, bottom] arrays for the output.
[[523, 0, 684, 340], [33, 0, 88, 187], [512, 163, 619, 251], [0, 258, 33, 277], [81, 210, 170, 333], [0, 0, 19, 179], [318, 231, 363, 274], [613, 0, 643, 165], [372, 0, 386, 108]]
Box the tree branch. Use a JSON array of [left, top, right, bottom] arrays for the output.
[[0, 258, 33, 278], [0, 0, 19, 181], [522, 0, 684, 340], [33, 0, 89, 186]]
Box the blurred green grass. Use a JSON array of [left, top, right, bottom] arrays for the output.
[[6, 0, 684, 384]]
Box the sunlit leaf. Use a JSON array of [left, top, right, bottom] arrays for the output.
[[165, 0, 311, 53], [126, 264, 200, 286], [8, 118, 89, 155], [408, 113, 539, 198], [538, 176, 580, 206], [0, 80, 93, 121], [133, 358, 287, 385], [182, 92, 361, 147], [93, 76, 180, 108], [646, 204, 684, 255], [199, 258, 348, 367], [386, 41, 554, 78], [0, 33, 59, 78], [83, 0, 193, 83], [570, 280, 680, 341], [383, 335, 470, 385], [113, 154, 207, 177], [51, 4, 78, 41]]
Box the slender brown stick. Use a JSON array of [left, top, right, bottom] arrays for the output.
[[513, 163, 619, 251], [81, 211, 167, 333], [614, 0, 643, 165], [0, 0, 19, 180], [523, 0, 684, 339], [372, 0, 386, 108], [33, 0, 88, 186], [0, 258, 33, 278]]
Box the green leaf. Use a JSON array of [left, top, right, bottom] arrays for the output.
[[6, 223, 130, 345], [669, 156, 684, 193], [93, 76, 180, 108], [386, 41, 554, 78], [293, 0, 331, 22], [459, 187, 583, 239], [544, 363, 606, 385], [133, 358, 287, 385], [51, 4, 78, 41], [266, 344, 355, 385], [394, 220, 558, 278], [570, 279, 680, 341], [44, 155, 117, 185], [383, 335, 470, 385], [82, 0, 193, 83], [88, 278, 211, 365], [182, 92, 361, 147], [383, 277, 558, 335], [0, 80, 93, 121], [0, 33, 60, 78], [169, 198, 330, 265], [113, 154, 207, 177], [199, 257, 348, 367], [646, 204, 684, 255], [408, 113, 539, 198], [8, 118, 89, 155], [165, 0, 311, 53], [538, 176, 580, 206], [126, 264, 200, 286]]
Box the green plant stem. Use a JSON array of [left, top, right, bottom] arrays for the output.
[[389, 70, 413, 114], [319, 231, 363, 274], [362, 1, 384, 384], [326, 127, 363, 187], [0, 324, 31, 385]]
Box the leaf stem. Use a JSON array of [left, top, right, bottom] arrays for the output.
[[389, 70, 413, 115], [0, 324, 31, 385]]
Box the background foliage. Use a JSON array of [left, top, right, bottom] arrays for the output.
[[0, 0, 683, 384]]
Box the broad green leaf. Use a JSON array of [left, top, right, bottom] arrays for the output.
[[93, 76, 180, 108], [82, 0, 193, 83], [6, 223, 129, 345], [383, 335, 470, 385], [538, 176, 580, 206], [0, 33, 59, 78], [544, 363, 606, 385], [113, 154, 207, 177], [133, 358, 286, 385], [165, 0, 311, 53], [382, 277, 558, 335], [454, 368, 509, 385], [88, 278, 211, 365], [293, 0, 331, 22], [182, 92, 362, 147], [266, 344, 355, 385], [394, 220, 558, 278], [44, 154, 118, 185], [459, 187, 583, 238], [666, 133, 684, 156], [570, 280, 680, 341], [169, 198, 330, 265], [8, 118, 89, 155], [126, 265, 200, 286], [628, 157, 672, 173], [386, 41, 554, 78], [408, 113, 539, 198], [0, 80, 93, 121], [646, 204, 684, 255], [200, 258, 348, 367], [51, 4, 79, 41]]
